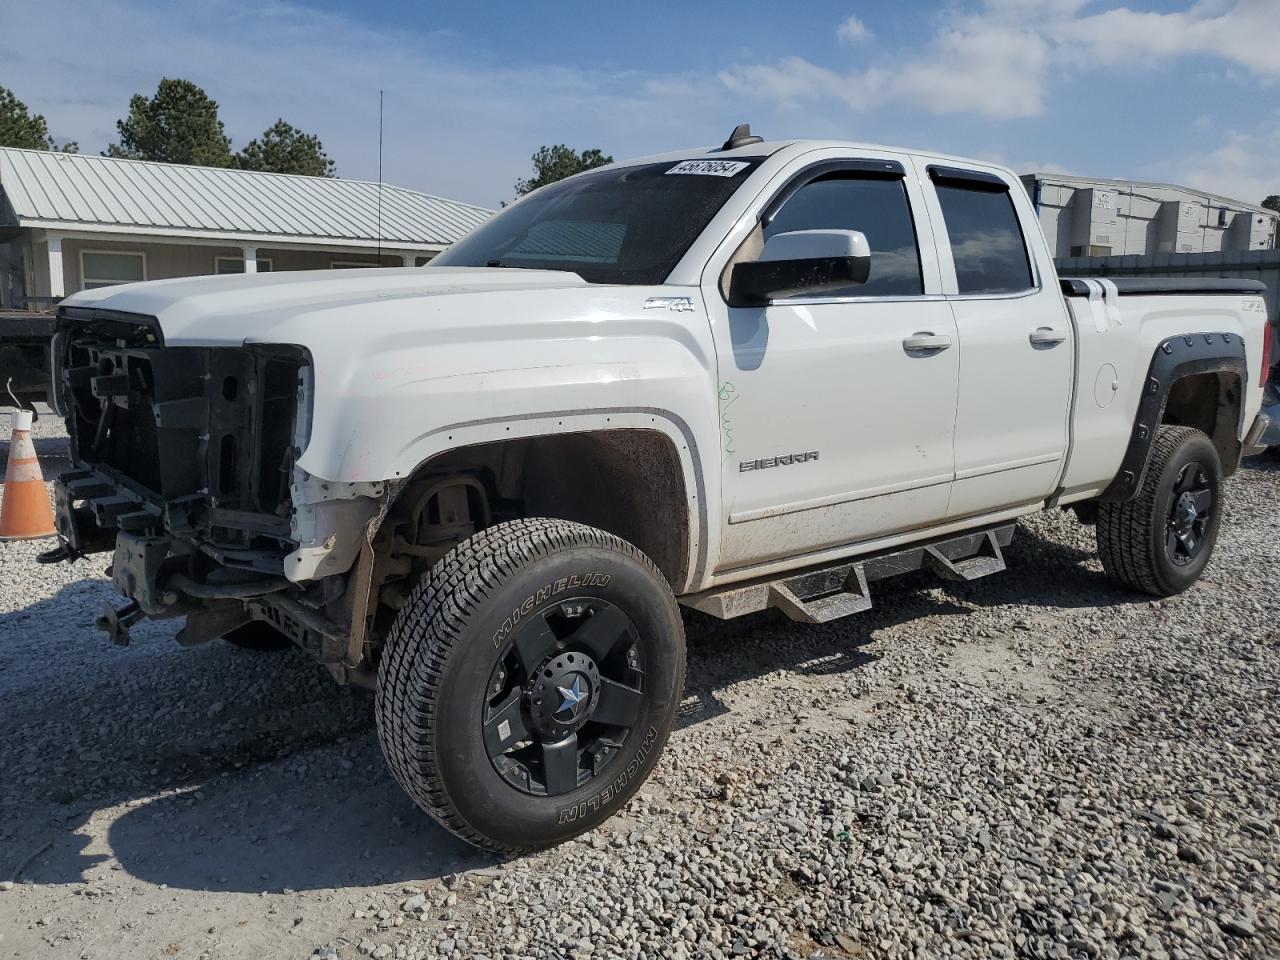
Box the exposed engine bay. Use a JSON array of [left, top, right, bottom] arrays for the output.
[[47, 308, 495, 680], [56, 308, 308, 566], [50, 309, 354, 657]]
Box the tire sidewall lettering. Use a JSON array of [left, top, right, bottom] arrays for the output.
[[490, 573, 613, 648], [556, 724, 659, 825]]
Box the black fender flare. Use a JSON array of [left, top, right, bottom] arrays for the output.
[[1100, 332, 1246, 502]]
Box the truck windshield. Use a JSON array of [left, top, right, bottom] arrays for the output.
[[431, 159, 763, 285]]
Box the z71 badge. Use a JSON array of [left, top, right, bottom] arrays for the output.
[[739, 450, 820, 472]]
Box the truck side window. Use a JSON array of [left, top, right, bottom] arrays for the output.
[[764, 174, 924, 297], [934, 182, 1034, 295]]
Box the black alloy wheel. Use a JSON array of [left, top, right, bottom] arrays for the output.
[[482, 598, 646, 796], [1098, 425, 1222, 596], [1165, 461, 1213, 566], [375, 518, 685, 852]]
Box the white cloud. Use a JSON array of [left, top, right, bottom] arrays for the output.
[[724, 0, 1276, 121], [1175, 115, 1280, 206], [1058, 0, 1280, 78], [897, 25, 1048, 118], [722, 18, 1047, 119], [1, 0, 735, 208], [719, 58, 886, 112], [6, 0, 1271, 211], [836, 15, 872, 44]]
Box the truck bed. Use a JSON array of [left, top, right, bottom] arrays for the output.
[[1055, 275, 1268, 504]]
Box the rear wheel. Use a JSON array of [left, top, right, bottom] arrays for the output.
[[1097, 425, 1222, 596], [375, 518, 685, 852], [222, 621, 293, 651]]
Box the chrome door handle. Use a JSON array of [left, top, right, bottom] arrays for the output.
[[903, 332, 952, 353], [1029, 326, 1067, 346]]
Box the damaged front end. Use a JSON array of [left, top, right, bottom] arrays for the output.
[[49, 307, 385, 664]]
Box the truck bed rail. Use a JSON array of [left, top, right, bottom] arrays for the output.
[[1059, 277, 1267, 297]]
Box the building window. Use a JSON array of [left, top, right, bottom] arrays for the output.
[[215, 256, 274, 274], [331, 260, 376, 269], [81, 250, 145, 289]]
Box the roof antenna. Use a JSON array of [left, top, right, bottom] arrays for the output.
[[721, 123, 763, 151], [376, 90, 384, 267]]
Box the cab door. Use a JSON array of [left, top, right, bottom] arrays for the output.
[[915, 161, 1074, 519], [703, 153, 959, 574]]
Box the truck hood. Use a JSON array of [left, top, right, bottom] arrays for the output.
[[60, 266, 592, 345], [60, 266, 714, 484]]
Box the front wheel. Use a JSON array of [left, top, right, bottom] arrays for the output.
[[375, 518, 685, 852], [1097, 425, 1222, 596]]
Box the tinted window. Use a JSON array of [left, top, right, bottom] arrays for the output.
[[764, 174, 924, 297], [935, 184, 1034, 294], [432, 159, 762, 285]]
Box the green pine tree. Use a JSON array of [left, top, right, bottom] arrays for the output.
[[106, 78, 232, 166], [234, 119, 336, 177], [515, 144, 613, 196], [0, 84, 77, 152]]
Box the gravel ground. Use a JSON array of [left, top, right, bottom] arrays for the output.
[[1, 413, 1276, 960]]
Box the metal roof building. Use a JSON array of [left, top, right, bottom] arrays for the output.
[[1021, 171, 1277, 260], [0, 147, 493, 307]]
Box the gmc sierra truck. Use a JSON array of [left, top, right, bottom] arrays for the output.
[[44, 126, 1271, 852]]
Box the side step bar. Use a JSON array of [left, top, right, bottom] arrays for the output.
[[682, 524, 1014, 624]]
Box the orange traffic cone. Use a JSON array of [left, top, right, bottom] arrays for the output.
[[0, 409, 57, 540]]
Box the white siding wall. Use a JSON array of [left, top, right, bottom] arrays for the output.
[[17, 234, 431, 300]]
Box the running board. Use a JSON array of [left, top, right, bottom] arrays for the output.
[[924, 529, 1007, 581], [682, 524, 1015, 624], [769, 563, 873, 624]]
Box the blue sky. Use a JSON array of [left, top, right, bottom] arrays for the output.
[[3, 0, 1276, 209]]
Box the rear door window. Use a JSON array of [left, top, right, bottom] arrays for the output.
[[936, 171, 1034, 295], [931, 171, 1034, 295], [764, 173, 924, 297]]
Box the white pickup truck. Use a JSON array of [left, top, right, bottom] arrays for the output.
[[46, 126, 1270, 851]]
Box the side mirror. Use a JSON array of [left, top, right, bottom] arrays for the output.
[[728, 229, 871, 307]]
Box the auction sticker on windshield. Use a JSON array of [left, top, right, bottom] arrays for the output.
[[666, 159, 751, 177]]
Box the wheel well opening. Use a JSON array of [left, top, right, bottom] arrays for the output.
[[1162, 371, 1242, 476], [383, 429, 692, 590]]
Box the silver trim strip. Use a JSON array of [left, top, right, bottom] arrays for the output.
[[769, 294, 946, 306], [945, 285, 1043, 302], [728, 472, 953, 524], [765, 286, 1046, 308], [730, 452, 1062, 525], [954, 452, 1061, 482]]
